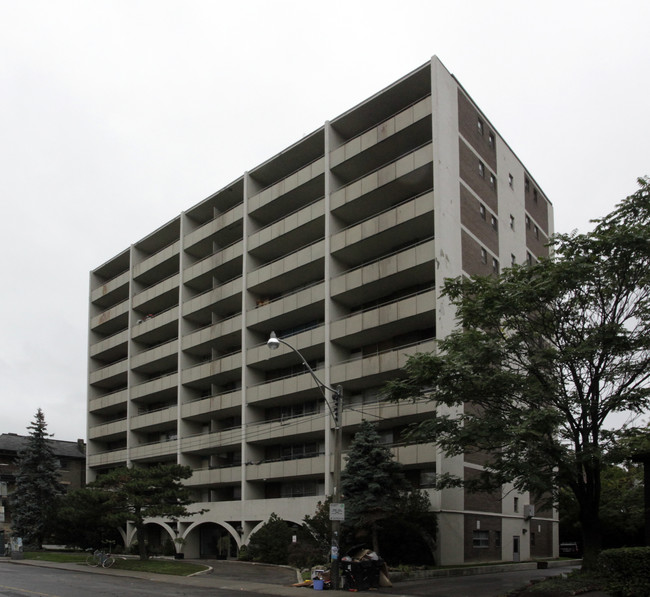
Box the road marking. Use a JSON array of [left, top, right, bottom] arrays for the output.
[[0, 584, 62, 597]]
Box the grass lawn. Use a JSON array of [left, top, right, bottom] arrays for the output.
[[23, 552, 208, 576], [508, 570, 607, 596]]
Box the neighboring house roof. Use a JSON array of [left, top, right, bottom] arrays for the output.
[[0, 433, 85, 459]]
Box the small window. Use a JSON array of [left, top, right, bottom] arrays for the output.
[[531, 532, 536, 547], [495, 530, 502, 548], [477, 118, 484, 135], [491, 215, 497, 230], [510, 214, 515, 230], [514, 497, 519, 512], [478, 161, 485, 178], [534, 225, 539, 239], [511, 254, 516, 266], [479, 203, 486, 220], [527, 252, 533, 266], [473, 530, 490, 548], [533, 189, 538, 203], [525, 215, 531, 229], [508, 173, 514, 188], [490, 174, 497, 190], [420, 469, 437, 488], [525, 177, 530, 193], [488, 132, 495, 148], [481, 248, 487, 264], [492, 258, 499, 274]]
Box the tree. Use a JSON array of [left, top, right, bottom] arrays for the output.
[[384, 178, 650, 570], [247, 513, 294, 565], [10, 409, 63, 548], [50, 488, 122, 549], [341, 420, 407, 554], [90, 463, 196, 560]]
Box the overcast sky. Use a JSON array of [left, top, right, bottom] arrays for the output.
[[1, 1, 648, 442]]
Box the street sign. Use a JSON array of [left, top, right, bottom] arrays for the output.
[[329, 502, 345, 521]]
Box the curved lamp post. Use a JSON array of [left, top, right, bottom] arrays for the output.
[[267, 331, 343, 589]]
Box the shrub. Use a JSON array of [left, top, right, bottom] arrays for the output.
[[599, 546, 650, 596], [247, 513, 294, 565]]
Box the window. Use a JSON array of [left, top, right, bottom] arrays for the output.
[[473, 530, 490, 548], [531, 532, 536, 547], [525, 215, 531, 229], [491, 215, 497, 230], [527, 252, 534, 266], [510, 214, 515, 230], [478, 161, 485, 178], [533, 189, 538, 203], [534, 225, 539, 239], [492, 258, 499, 274], [481, 248, 487, 264], [488, 132, 495, 148], [495, 530, 502, 548], [525, 177, 530, 193], [477, 118, 484, 135], [420, 469, 437, 488], [490, 174, 497, 190], [479, 203, 486, 220], [511, 254, 516, 266], [508, 173, 514, 188], [514, 497, 519, 512]]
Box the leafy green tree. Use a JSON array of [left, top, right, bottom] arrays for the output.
[[385, 178, 650, 570], [341, 420, 407, 554], [10, 409, 63, 548], [90, 463, 196, 560]]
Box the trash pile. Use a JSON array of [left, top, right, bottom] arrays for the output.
[[292, 547, 391, 592]]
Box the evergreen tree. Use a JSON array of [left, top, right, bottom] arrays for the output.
[[11, 409, 63, 548], [341, 420, 407, 554]]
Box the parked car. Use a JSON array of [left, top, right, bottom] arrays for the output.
[[559, 542, 580, 557]]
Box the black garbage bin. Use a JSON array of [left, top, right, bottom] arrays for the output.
[[341, 557, 382, 591]]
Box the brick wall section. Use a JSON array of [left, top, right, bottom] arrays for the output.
[[464, 513, 503, 562], [464, 467, 501, 513], [530, 519, 554, 558], [461, 230, 497, 277], [524, 175, 549, 233], [459, 140, 498, 212], [460, 184, 499, 254], [457, 90, 497, 172]]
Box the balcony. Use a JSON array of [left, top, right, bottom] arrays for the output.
[[186, 466, 242, 487], [88, 388, 128, 415], [90, 299, 129, 335], [87, 418, 127, 441], [133, 239, 180, 285], [247, 325, 325, 370], [245, 454, 325, 482], [130, 440, 178, 462], [184, 240, 243, 292], [245, 413, 325, 445], [331, 191, 434, 268], [331, 238, 436, 309], [182, 314, 242, 356], [181, 351, 242, 388], [247, 371, 324, 407], [246, 282, 324, 333], [89, 329, 128, 361], [247, 240, 325, 297], [184, 202, 244, 257], [90, 269, 130, 309], [182, 276, 242, 325], [330, 96, 432, 184], [87, 448, 128, 468], [248, 198, 325, 263], [330, 144, 433, 226], [181, 390, 242, 422], [131, 338, 179, 374], [181, 427, 241, 455], [89, 358, 128, 388], [131, 405, 178, 432], [132, 306, 179, 344], [131, 372, 178, 401], [133, 273, 180, 314], [331, 288, 436, 349]]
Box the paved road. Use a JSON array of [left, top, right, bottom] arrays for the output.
[[1, 557, 603, 597]]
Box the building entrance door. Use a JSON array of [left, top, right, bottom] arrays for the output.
[[513, 535, 520, 562]]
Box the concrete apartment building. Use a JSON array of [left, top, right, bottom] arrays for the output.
[[87, 56, 556, 564]]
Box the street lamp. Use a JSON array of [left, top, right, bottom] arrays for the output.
[[267, 331, 343, 589]]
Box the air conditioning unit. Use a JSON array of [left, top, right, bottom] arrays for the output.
[[523, 504, 535, 519]]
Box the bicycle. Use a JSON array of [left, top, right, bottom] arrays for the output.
[[86, 548, 115, 568]]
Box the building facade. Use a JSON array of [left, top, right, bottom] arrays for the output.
[[0, 433, 86, 545], [87, 56, 556, 564]]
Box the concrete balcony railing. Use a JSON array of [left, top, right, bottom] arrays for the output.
[[87, 418, 127, 440], [131, 338, 179, 371], [248, 157, 325, 215], [183, 203, 244, 253], [246, 282, 324, 330], [330, 95, 432, 168], [90, 269, 130, 307], [89, 329, 128, 359], [182, 314, 242, 353], [183, 240, 243, 286], [182, 277, 242, 319], [244, 454, 325, 482], [246, 240, 325, 295], [133, 239, 180, 281], [90, 299, 129, 332], [181, 390, 242, 421], [181, 427, 241, 454], [130, 372, 178, 400], [186, 466, 242, 487], [181, 351, 242, 387], [247, 324, 325, 368], [130, 439, 178, 462], [390, 442, 436, 467], [88, 388, 128, 414], [87, 448, 128, 468], [245, 413, 325, 445], [131, 406, 178, 431], [247, 371, 323, 406], [132, 273, 180, 310], [132, 306, 179, 338], [89, 358, 128, 386]]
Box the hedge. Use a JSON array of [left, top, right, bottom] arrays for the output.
[[598, 546, 650, 597]]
